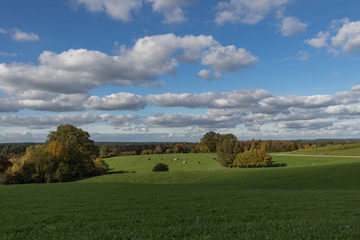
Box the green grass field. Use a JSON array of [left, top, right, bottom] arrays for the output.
[[1, 150, 360, 239]]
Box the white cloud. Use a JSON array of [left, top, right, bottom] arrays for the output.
[[0, 28, 7, 34], [84, 92, 147, 110], [145, 0, 197, 24], [136, 127, 149, 132], [146, 89, 271, 109], [72, 0, 142, 22], [196, 69, 212, 80], [145, 113, 239, 128], [215, 0, 289, 25], [280, 16, 307, 36], [201, 45, 258, 72], [147, 92, 216, 108], [19, 93, 89, 112], [72, 0, 197, 24], [304, 31, 330, 48], [0, 112, 99, 129], [0, 85, 359, 136], [306, 18, 360, 55], [331, 18, 360, 54], [278, 119, 334, 130], [12, 28, 39, 41], [0, 34, 257, 104], [102, 114, 141, 127]]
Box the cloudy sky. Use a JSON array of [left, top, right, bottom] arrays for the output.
[[0, 0, 360, 142]]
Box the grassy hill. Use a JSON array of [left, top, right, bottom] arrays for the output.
[[293, 143, 360, 155], [1, 151, 360, 239]]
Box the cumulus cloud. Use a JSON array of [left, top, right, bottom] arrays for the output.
[[84, 92, 147, 110], [0, 28, 7, 34], [0, 112, 99, 129], [145, 0, 197, 24], [304, 31, 330, 48], [215, 0, 289, 25], [145, 113, 239, 128], [280, 16, 307, 36], [11, 28, 39, 41], [0, 69, 359, 136], [278, 119, 334, 130], [0, 97, 22, 112], [306, 18, 360, 54], [101, 114, 141, 127], [196, 69, 212, 80], [18, 93, 89, 112], [136, 127, 149, 132], [144, 85, 360, 132], [0, 34, 257, 109], [72, 0, 197, 24], [0, 132, 45, 143], [72, 0, 142, 22], [201, 46, 258, 72], [146, 89, 270, 109], [259, 90, 360, 111], [331, 18, 360, 54]]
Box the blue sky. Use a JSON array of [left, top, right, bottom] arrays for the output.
[[1, 0, 360, 142]]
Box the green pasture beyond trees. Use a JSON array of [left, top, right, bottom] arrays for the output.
[[1, 152, 360, 239]]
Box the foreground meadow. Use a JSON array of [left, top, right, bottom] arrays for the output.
[[1, 152, 360, 239]]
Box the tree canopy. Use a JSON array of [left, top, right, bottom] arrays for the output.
[[4, 124, 108, 184]]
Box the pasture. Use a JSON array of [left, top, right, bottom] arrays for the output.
[[1, 152, 360, 239]]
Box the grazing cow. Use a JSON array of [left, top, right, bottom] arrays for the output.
[[197, 161, 200, 164], [213, 157, 216, 160], [183, 161, 187, 164], [174, 158, 179, 161], [148, 158, 151, 160]]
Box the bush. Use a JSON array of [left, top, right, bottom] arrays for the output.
[[92, 158, 109, 175], [233, 148, 272, 168], [152, 163, 169, 172]]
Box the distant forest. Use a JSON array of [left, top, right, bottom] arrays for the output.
[[1, 138, 360, 159]]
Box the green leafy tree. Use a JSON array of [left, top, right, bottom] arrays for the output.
[[216, 137, 243, 167], [200, 131, 222, 152], [99, 145, 111, 158], [46, 124, 99, 178], [5, 124, 107, 184], [21, 145, 58, 183]]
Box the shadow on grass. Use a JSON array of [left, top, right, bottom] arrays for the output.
[[106, 170, 137, 175], [271, 163, 288, 168]]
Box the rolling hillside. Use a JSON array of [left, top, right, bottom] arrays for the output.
[[1, 150, 360, 239]]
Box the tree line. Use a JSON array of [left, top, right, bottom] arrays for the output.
[[1, 133, 358, 160], [2, 128, 360, 184]]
